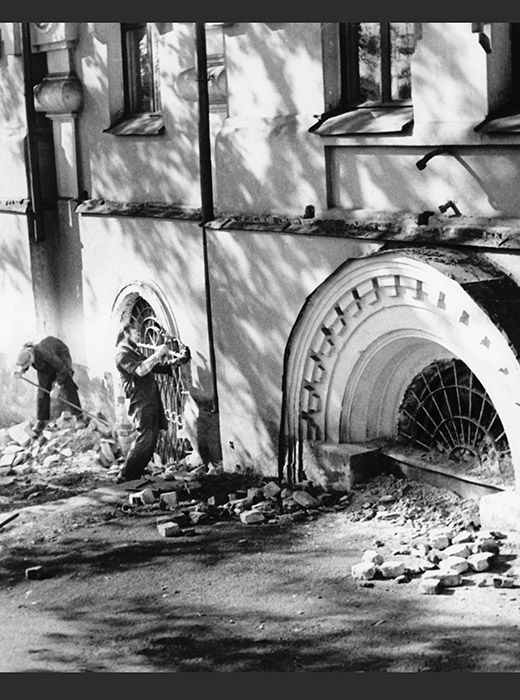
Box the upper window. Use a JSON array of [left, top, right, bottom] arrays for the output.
[[122, 22, 162, 115], [105, 22, 164, 136], [340, 22, 415, 105], [475, 23, 520, 134], [310, 22, 416, 136]]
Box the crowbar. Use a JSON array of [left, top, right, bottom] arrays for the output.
[[0, 512, 19, 530], [136, 342, 186, 362], [16, 373, 112, 429]]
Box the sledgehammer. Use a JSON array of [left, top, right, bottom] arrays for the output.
[[15, 373, 112, 429]]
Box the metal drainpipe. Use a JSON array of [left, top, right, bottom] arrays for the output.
[[195, 22, 219, 414], [21, 22, 44, 242]]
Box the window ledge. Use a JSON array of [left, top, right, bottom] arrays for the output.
[[309, 105, 413, 136], [103, 113, 164, 136], [474, 101, 520, 134]]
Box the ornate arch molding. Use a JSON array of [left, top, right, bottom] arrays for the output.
[[111, 279, 179, 343], [280, 248, 520, 486]]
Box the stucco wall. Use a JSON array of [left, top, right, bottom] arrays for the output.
[[328, 148, 520, 217], [0, 213, 37, 424], [75, 23, 224, 208], [206, 227, 382, 474], [77, 214, 212, 411]]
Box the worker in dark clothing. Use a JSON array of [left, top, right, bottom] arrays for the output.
[[14, 336, 83, 433], [114, 322, 190, 483]]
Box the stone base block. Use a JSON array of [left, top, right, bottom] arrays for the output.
[[301, 440, 388, 491]]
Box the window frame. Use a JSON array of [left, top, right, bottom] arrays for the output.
[[121, 22, 162, 116], [104, 22, 164, 137], [311, 22, 415, 137], [339, 22, 414, 110], [474, 23, 520, 135]]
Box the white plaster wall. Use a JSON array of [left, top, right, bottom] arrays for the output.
[[412, 23, 489, 138], [0, 38, 29, 199], [78, 214, 212, 404], [329, 148, 520, 217], [224, 23, 324, 119], [207, 228, 381, 474], [75, 23, 216, 206], [214, 22, 327, 217], [0, 213, 37, 422]]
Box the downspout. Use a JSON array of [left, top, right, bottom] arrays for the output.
[[195, 22, 219, 414], [21, 22, 44, 242]]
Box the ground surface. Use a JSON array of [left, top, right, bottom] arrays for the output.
[[1, 454, 520, 675]]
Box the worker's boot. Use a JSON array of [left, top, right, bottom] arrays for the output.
[[32, 420, 47, 436]]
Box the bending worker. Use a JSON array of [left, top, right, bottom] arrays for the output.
[[15, 336, 83, 434], [114, 322, 190, 483]]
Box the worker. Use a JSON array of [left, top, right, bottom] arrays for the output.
[[14, 336, 83, 434], [114, 322, 190, 483]]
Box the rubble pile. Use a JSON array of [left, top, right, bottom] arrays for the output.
[[344, 473, 481, 533], [0, 412, 118, 511], [119, 469, 485, 544], [120, 472, 334, 537], [0, 411, 513, 582], [351, 526, 519, 595]]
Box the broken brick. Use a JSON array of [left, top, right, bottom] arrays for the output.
[[262, 481, 281, 499], [419, 578, 441, 595], [240, 510, 265, 524], [7, 421, 33, 447], [378, 560, 406, 579], [25, 565, 47, 580], [291, 490, 320, 509], [157, 521, 182, 537], [351, 562, 376, 580]]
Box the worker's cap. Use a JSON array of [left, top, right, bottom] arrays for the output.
[[16, 343, 34, 369]]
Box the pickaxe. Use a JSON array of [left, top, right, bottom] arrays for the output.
[[15, 373, 112, 429]]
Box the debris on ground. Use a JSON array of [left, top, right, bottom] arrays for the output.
[[0, 413, 118, 512], [1, 411, 519, 596]]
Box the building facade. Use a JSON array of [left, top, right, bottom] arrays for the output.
[[2, 22, 520, 518]]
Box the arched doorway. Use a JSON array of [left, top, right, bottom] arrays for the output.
[[112, 280, 191, 465], [282, 248, 520, 492]]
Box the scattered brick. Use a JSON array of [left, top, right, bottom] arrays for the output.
[[467, 552, 494, 572], [7, 421, 34, 447], [362, 550, 384, 565], [25, 565, 47, 580], [378, 560, 406, 579], [262, 481, 281, 499], [422, 569, 462, 587], [0, 453, 15, 468], [157, 521, 182, 537], [291, 490, 321, 509], [441, 543, 471, 559], [439, 555, 470, 574], [351, 562, 377, 580], [239, 510, 265, 524], [493, 575, 517, 588], [419, 578, 441, 595]]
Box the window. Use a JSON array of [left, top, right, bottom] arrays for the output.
[[310, 22, 416, 136], [475, 23, 520, 134], [340, 23, 415, 106], [105, 22, 164, 136], [122, 22, 161, 115], [512, 23, 520, 100]]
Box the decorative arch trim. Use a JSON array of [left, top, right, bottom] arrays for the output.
[[111, 279, 179, 344], [280, 249, 520, 488]]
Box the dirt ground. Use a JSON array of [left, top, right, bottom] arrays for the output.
[[0, 414, 520, 676], [1, 442, 520, 675]]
